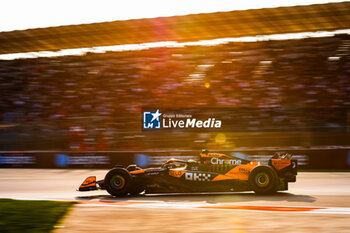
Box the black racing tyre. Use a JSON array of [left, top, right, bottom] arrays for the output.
[[104, 168, 132, 197], [249, 166, 279, 195]]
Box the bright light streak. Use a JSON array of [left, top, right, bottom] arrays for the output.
[[0, 29, 349, 61]]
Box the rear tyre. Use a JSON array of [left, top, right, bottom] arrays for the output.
[[104, 168, 132, 197], [249, 166, 278, 195]]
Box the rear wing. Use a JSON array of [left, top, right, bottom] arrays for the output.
[[269, 153, 297, 175], [271, 152, 292, 159]]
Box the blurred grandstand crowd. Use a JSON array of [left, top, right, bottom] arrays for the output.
[[0, 34, 350, 150]]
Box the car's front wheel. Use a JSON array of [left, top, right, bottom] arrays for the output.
[[104, 168, 132, 197]]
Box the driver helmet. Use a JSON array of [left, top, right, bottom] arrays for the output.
[[201, 149, 208, 155], [200, 149, 208, 163]]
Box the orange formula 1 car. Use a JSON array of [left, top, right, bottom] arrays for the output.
[[78, 150, 297, 196]]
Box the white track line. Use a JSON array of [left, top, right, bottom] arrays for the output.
[[76, 201, 350, 215]]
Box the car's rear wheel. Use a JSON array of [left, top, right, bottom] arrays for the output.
[[105, 168, 132, 197], [249, 166, 278, 194]]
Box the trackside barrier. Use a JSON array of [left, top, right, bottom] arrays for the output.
[[0, 149, 349, 169]]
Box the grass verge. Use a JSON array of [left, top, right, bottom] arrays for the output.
[[0, 199, 74, 233]]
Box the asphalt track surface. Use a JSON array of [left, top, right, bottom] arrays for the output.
[[1, 169, 350, 232]]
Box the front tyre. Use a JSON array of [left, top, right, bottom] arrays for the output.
[[249, 166, 278, 195], [104, 168, 132, 197]]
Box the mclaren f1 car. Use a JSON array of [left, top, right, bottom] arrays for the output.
[[78, 150, 297, 196]]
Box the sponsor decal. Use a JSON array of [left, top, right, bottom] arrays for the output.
[[239, 168, 249, 174], [201, 153, 225, 158], [271, 159, 291, 170], [169, 170, 186, 178], [210, 157, 241, 165], [0, 155, 35, 164], [55, 154, 109, 167], [145, 172, 160, 176], [185, 172, 211, 181], [148, 155, 197, 166]]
